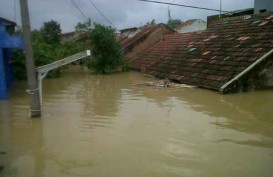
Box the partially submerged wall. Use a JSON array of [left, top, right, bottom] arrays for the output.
[[229, 55, 273, 92], [253, 56, 273, 89], [266, 65, 273, 87]]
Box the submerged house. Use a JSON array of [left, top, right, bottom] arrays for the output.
[[0, 17, 23, 99], [129, 12, 273, 93], [120, 23, 175, 60]]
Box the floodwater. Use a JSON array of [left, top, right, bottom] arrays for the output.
[[0, 67, 273, 177]]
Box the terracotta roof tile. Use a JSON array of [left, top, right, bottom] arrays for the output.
[[131, 12, 273, 91]]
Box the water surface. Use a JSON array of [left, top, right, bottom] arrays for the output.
[[1, 67, 273, 177]]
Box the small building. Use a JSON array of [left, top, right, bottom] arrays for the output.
[[119, 27, 140, 38], [255, 0, 273, 14], [0, 17, 16, 34], [0, 17, 24, 99], [175, 19, 207, 33], [61, 31, 85, 42]]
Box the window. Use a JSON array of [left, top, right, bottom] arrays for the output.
[[260, 9, 267, 13]]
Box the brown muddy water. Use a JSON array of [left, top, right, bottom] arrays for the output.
[[0, 67, 273, 177]]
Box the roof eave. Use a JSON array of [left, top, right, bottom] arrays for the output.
[[0, 17, 16, 26]]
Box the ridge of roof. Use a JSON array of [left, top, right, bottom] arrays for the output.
[[120, 23, 175, 52]]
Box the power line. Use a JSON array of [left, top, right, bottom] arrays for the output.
[[137, 0, 229, 13], [87, 0, 118, 29], [70, 0, 89, 21]]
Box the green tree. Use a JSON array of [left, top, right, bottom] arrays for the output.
[[40, 20, 62, 44], [75, 19, 93, 44], [75, 18, 93, 32], [13, 22, 83, 80], [167, 19, 183, 29], [88, 24, 124, 74], [13, 30, 63, 80]]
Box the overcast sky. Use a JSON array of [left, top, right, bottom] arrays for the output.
[[0, 0, 254, 32]]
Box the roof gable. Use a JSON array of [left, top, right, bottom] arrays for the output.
[[120, 23, 175, 54]]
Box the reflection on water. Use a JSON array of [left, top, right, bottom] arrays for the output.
[[0, 66, 273, 177]]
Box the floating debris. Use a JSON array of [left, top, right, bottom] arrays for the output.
[[134, 79, 196, 88]]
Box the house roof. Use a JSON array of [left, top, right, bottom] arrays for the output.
[[61, 31, 87, 42], [207, 8, 254, 28], [130, 12, 273, 92], [0, 17, 16, 26], [120, 23, 175, 53], [120, 27, 138, 33], [120, 25, 157, 48], [221, 8, 254, 18], [130, 33, 193, 71]]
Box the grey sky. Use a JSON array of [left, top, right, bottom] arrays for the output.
[[0, 0, 254, 32]]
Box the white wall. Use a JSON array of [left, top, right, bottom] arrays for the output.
[[121, 29, 141, 38], [176, 20, 206, 33], [255, 0, 273, 14]]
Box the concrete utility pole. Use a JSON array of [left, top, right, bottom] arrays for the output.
[[168, 6, 171, 22], [220, 0, 222, 15], [19, 0, 41, 117]]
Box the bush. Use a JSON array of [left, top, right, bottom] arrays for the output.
[[13, 41, 63, 80], [13, 26, 84, 80], [87, 24, 125, 74], [167, 19, 183, 29], [12, 20, 127, 81], [40, 20, 62, 44]]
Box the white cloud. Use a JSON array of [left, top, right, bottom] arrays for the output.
[[0, 0, 254, 32]]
